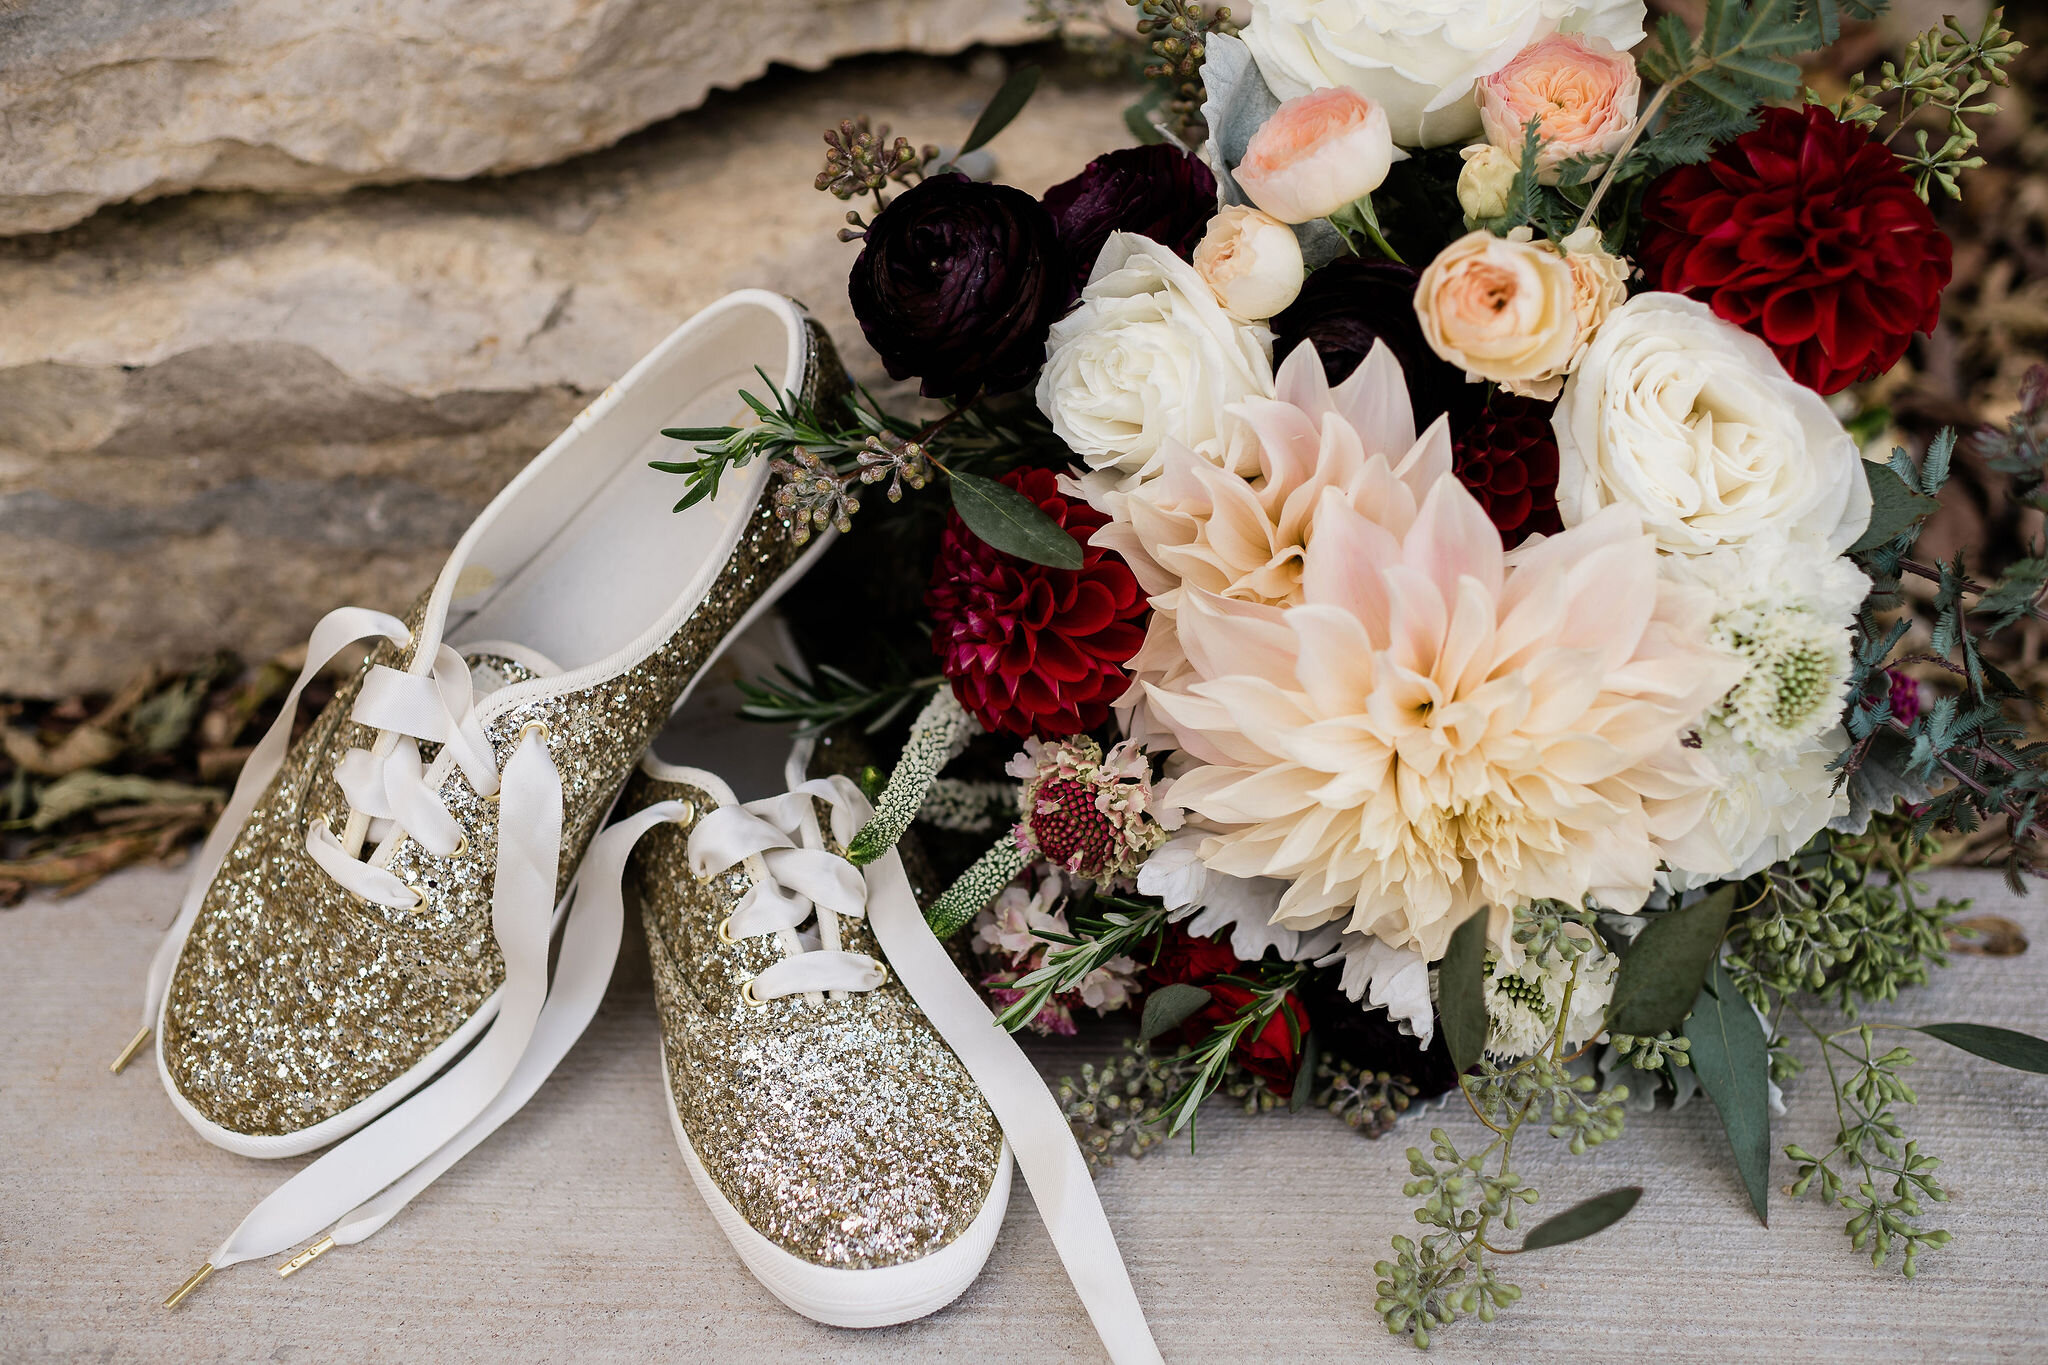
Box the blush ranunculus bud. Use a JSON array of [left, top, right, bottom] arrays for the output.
[[1193, 205, 1306, 319], [1477, 33, 1639, 184], [1234, 87, 1402, 224], [1457, 143, 1520, 219], [1414, 227, 1581, 400]]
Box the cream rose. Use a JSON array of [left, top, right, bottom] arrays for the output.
[[1194, 205, 1307, 319], [1240, 0, 1648, 147], [1457, 143, 1519, 219], [1414, 228, 1579, 399], [1235, 87, 1401, 224], [1477, 33, 1640, 183], [1553, 292, 1873, 555], [1037, 231, 1276, 484]]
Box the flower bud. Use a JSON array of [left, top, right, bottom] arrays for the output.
[[1456, 143, 1519, 220], [1193, 205, 1306, 319]]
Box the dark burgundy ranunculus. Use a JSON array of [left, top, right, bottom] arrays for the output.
[[1453, 395, 1564, 547], [1270, 258, 1476, 434], [925, 467, 1148, 737], [1640, 104, 1953, 395], [1040, 145, 1218, 304], [849, 173, 1067, 399]]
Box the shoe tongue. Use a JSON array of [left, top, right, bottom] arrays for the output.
[[453, 640, 564, 696]]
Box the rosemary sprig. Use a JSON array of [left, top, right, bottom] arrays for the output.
[[992, 896, 1170, 1031]]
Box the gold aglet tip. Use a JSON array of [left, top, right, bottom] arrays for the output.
[[163, 1262, 214, 1309], [277, 1236, 335, 1278], [110, 1026, 152, 1074]]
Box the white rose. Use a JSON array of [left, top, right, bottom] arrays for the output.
[[1240, 0, 1648, 148], [1038, 232, 1276, 483], [1194, 205, 1306, 319], [1554, 292, 1872, 555]]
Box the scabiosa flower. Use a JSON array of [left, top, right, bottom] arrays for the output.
[[1639, 104, 1953, 396], [1006, 735, 1173, 880], [1481, 934, 1617, 1061], [926, 467, 1149, 737], [1451, 395, 1564, 546], [1887, 667, 1925, 726]]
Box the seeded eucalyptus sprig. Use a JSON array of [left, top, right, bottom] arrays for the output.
[[1827, 7, 2021, 200]]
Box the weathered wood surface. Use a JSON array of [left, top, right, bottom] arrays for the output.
[[5, 864, 2045, 1362]]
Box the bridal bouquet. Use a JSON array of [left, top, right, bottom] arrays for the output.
[[660, 0, 2048, 1345]]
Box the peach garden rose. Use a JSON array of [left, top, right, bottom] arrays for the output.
[[1477, 33, 1640, 183], [1234, 87, 1402, 225]]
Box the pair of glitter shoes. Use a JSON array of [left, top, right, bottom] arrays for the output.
[[121, 292, 1157, 1362]]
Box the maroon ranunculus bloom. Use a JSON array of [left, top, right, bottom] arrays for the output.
[[849, 173, 1067, 399], [1452, 395, 1564, 547], [1640, 104, 1953, 396], [1269, 258, 1476, 435], [926, 467, 1147, 737], [1143, 925, 1243, 990], [1040, 144, 1218, 304]]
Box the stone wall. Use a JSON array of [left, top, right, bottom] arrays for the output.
[[0, 54, 1131, 696], [0, 0, 1036, 234]]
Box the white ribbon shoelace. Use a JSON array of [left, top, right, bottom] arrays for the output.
[[685, 778, 1163, 1365], [139, 606, 595, 1295]]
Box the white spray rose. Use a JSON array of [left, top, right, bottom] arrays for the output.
[[1554, 292, 1873, 556], [1194, 205, 1306, 319], [1037, 231, 1275, 484], [1239, 0, 1648, 148]]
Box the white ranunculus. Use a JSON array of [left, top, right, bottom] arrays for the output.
[[1554, 292, 1872, 556], [1038, 232, 1275, 484], [1239, 0, 1648, 148]]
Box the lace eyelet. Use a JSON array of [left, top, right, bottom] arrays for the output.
[[739, 977, 770, 1008], [519, 719, 551, 745], [872, 960, 891, 989], [445, 830, 469, 859], [716, 915, 738, 945], [670, 799, 696, 825]]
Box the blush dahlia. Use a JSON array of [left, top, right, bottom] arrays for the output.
[[1640, 104, 1952, 396], [926, 468, 1148, 737]]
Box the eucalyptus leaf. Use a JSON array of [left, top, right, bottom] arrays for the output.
[[1914, 1022, 2048, 1074], [1140, 983, 1214, 1042], [1608, 885, 1737, 1037], [1685, 959, 1771, 1225], [1848, 460, 1940, 554], [957, 64, 1041, 158], [948, 471, 1084, 569], [1438, 910, 1490, 1074], [1518, 1186, 1643, 1252]]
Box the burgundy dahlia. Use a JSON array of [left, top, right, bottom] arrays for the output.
[[1640, 104, 1953, 396], [1453, 396, 1563, 547], [926, 467, 1148, 737], [849, 172, 1067, 399], [1040, 145, 1218, 304]]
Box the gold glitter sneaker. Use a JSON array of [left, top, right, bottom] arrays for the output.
[[596, 725, 1162, 1360], [124, 290, 843, 1305]]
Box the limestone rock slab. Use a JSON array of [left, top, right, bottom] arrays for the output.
[[0, 0, 1036, 236], [0, 56, 1132, 696]]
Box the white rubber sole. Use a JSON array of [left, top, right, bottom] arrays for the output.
[[659, 1040, 1013, 1328], [155, 530, 835, 1161]]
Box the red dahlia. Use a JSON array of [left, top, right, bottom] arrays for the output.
[[1453, 396, 1564, 547], [1640, 104, 1952, 396], [926, 467, 1148, 737]]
